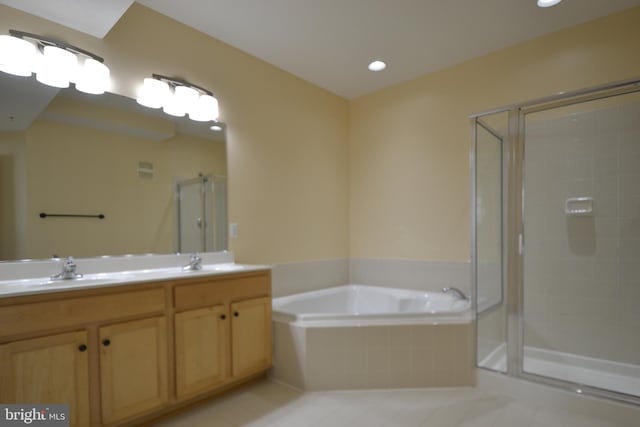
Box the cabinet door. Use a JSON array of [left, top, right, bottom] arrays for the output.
[[175, 305, 228, 399], [230, 297, 272, 378], [99, 316, 168, 425], [0, 331, 90, 427]]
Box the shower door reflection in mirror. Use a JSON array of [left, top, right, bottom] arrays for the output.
[[177, 175, 227, 253]]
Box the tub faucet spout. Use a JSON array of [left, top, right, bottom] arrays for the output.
[[442, 286, 468, 300], [51, 256, 83, 280]]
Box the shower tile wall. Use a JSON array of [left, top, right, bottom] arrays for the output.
[[523, 100, 640, 365], [349, 258, 470, 294]]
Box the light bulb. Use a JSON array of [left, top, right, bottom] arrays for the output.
[[163, 91, 186, 117], [76, 58, 110, 94], [137, 78, 170, 109], [36, 45, 77, 88], [0, 35, 37, 76], [175, 85, 199, 109], [189, 94, 219, 122]]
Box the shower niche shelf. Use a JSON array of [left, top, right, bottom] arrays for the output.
[[564, 197, 594, 216]]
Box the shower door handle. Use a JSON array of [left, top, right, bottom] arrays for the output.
[[518, 233, 524, 255], [196, 217, 202, 228]]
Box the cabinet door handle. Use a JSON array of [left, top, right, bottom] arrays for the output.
[[233, 311, 239, 317], [78, 344, 87, 352], [220, 314, 226, 320], [102, 339, 111, 347]]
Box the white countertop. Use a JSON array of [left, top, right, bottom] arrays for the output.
[[0, 262, 271, 298]]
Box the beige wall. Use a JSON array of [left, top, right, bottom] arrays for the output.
[[0, 3, 349, 264], [0, 132, 23, 260], [3, 5, 640, 266], [0, 153, 14, 259], [349, 7, 640, 261]]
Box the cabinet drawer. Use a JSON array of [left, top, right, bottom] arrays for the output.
[[174, 272, 270, 310], [0, 288, 165, 338]]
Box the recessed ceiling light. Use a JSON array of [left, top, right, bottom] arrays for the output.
[[210, 124, 223, 131], [368, 60, 386, 72], [537, 0, 563, 7]]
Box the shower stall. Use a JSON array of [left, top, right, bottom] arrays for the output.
[[176, 174, 227, 253], [472, 79, 640, 405]]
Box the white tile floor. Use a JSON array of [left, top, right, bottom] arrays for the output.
[[155, 380, 638, 427]]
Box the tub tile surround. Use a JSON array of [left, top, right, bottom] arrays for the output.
[[349, 257, 471, 295], [272, 322, 474, 391], [271, 258, 349, 297], [270, 257, 474, 391]]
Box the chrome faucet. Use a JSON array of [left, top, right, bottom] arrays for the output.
[[183, 253, 203, 271], [51, 256, 83, 280], [442, 286, 468, 300]]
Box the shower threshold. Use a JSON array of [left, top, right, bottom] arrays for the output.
[[480, 344, 640, 398]]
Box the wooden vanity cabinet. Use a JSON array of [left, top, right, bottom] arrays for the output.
[[0, 287, 165, 427], [99, 316, 169, 425], [0, 269, 271, 427], [173, 271, 272, 401], [0, 330, 90, 427], [174, 305, 229, 399], [230, 296, 272, 378]]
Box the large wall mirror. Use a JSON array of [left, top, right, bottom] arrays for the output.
[[0, 72, 227, 261]]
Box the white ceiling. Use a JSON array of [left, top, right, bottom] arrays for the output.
[[3, 0, 640, 99], [0, 0, 135, 39], [0, 72, 59, 131]]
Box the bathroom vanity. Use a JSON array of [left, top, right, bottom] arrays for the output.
[[0, 256, 271, 427]]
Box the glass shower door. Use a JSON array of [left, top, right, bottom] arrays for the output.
[[177, 177, 205, 253], [521, 90, 640, 399], [474, 111, 507, 372]]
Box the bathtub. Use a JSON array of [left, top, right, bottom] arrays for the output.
[[271, 284, 475, 390], [273, 284, 471, 326]]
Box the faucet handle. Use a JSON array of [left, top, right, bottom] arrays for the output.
[[442, 286, 469, 300], [51, 256, 82, 280], [183, 253, 203, 271], [63, 256, 77, 269]]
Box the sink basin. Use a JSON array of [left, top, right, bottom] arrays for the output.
[[0, 262, 266, 298], [200, 264, 248, 272], [40, 276, 117, 286], [179, 263, 248, 273], [0, 276, 116, 289]]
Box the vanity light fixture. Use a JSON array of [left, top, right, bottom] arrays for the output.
[[137, 74, 219, 122], [0, 29, 110, 94], [537, 0, 563, 7]]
